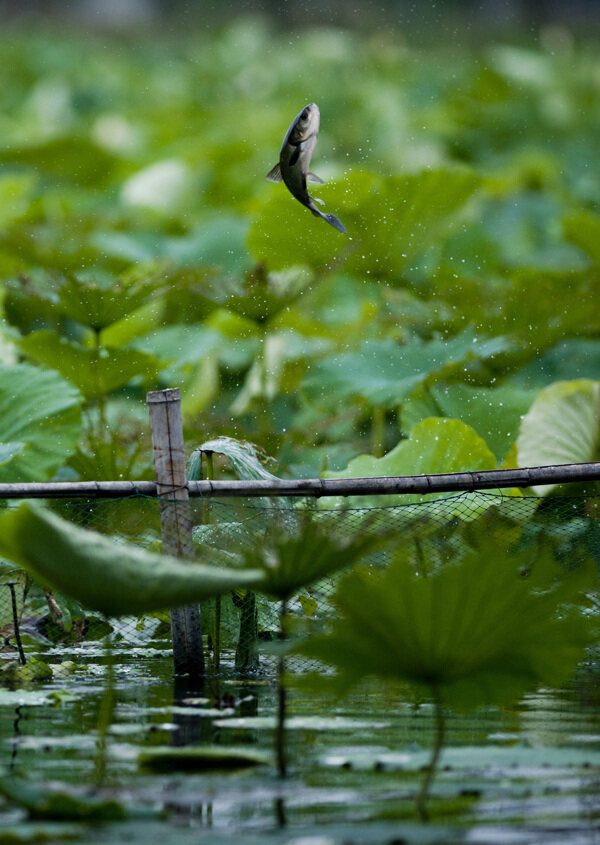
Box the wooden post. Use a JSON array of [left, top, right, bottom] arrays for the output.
[[147, 389, 204, 679]]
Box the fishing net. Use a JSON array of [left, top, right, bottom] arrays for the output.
[[0, 489, 599, 676]]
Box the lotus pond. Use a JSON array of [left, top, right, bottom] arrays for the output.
[[0, 632, 599, 844], [1, 8, 600, 843]]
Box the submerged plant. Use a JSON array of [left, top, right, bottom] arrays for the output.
[[298, 530, 594, 819]]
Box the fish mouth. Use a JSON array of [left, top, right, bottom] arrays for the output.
[[302, 103, 320, 136]]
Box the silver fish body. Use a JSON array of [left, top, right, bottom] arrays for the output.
[[266, 103, 347, 234]]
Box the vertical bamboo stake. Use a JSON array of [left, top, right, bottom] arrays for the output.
[[203, 451, 221, 674], [147, 388, 204, 679]]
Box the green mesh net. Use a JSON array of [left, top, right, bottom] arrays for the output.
[[0, 490, 598, 676]]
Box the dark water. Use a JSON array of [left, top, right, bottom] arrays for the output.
[[0, 636, 599, 844]]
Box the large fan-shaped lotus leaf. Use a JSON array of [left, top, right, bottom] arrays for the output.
[[248, 168, 479, 279], [56, 274, 161, 332], [506, 270, 600, 349], [0, 504, 264, 617], [0, 364, 82, 482], [322, 418, 498, 511], [299, 536, 592, 709], [517, 379, 600, 494], [303, 330, 511, 410], [402, 383, 535, 461], [19, 331, 158, 399], [234, 513, 385, 602], [92, 217, 250, 274]]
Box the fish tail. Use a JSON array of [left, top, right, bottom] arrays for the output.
[[321, 212, 347, 234]]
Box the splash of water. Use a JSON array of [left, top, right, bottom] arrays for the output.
[[188, 436, 291, 510]]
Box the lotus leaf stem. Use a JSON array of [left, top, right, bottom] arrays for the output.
[[416, 692, 445, 822]]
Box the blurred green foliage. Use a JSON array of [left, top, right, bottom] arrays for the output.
[[0, 21, 599, 482]]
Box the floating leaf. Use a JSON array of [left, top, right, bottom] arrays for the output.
[[213, 715, 390, 730], [0, 776, 126, 821], [320, 744, 600, 772], [0, 822, 85, 841], [0, 504, 265, 617], [138, 745, 270, 772]]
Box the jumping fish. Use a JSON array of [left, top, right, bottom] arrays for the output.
[[266, 103, 347, 234]]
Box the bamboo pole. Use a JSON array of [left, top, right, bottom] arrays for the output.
[[0, 462, 599, 500], [147, 389, 204, 680]]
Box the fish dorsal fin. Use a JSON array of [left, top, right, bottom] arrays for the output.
[[265, 164, 282, 183], [307, 172, 325, 184]]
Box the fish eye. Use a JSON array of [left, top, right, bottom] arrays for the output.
[[301, 109, 310, 121]]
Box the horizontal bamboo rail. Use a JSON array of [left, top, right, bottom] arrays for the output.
[[0, 462, 599, 500]]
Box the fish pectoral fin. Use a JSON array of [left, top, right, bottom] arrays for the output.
[[307, 171, 325, 184], [313, 197, 325, 206], [265, 164, 282, 183]]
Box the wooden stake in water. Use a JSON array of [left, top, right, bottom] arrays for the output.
[[203, 450, 221, 674], [147, 389, 204, 680], [4, 582, 26, 665]]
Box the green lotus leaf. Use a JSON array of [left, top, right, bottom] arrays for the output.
[[56, 274, 162, 332], [19, 330, 158, 399], [235, 512, 386, 602], [0, 136, 117, 185], [505, 270, 600, 350], [402, 383, 535, 461], [248, 168, 479, 279], [0, 442, 25, 467], [3, 277, 65, 335], [0, 364, 82, 482], [138, 746, 270, 772], [0, 173, 37, 230], [303, 330, 511, 410], [91, 217, 250, 274], [563, 211, 600, 265], [322, 417, 498, 510], [0, 774, 160, 821], [0, 504, 264, 617], [298, 535, 592, 709], [516, 379, 600, 494]]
